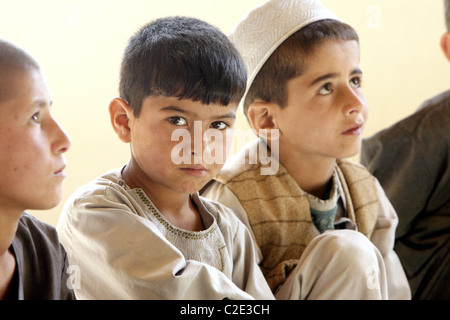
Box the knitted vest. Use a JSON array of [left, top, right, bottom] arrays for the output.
[[215, 140, 379, 291]]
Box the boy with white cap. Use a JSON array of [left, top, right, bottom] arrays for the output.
[[202, 0, 410, 299]]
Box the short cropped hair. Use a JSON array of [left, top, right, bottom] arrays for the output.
[[119, 16, 247, 117], [244, 19, 359, 114], [0, 39, 40, 103], [445, 0, 450, 30]]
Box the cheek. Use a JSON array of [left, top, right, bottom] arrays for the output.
[[282, 113, 315, 139], [133, 125, 172, 151], [0, 133, 31, 173], [0, 143, 50, 203], [9, 147, 46, 179]]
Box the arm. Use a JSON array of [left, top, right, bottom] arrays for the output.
[[361, 101, 450, 299], [361, 102, 450, 238], [202, 181, 263, 264], [369, 180, 411, 300], [205, 199, 274, 299], [57, 188, 254, 300]]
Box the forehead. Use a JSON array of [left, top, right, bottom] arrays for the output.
[[0, 69, 29, 102], [303, 39, 360, 68], [0, 69, 51, 113], [141, 95, 238, 116], [284, 40, 361, 97], [0, 69, 21, 103]]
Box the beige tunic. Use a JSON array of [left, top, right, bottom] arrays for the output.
[[57, 167, 274, 300], [203, 139, 410, 299]]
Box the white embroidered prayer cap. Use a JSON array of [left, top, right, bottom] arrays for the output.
[[229, 0, 340, 107]]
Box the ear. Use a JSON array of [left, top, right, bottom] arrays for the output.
[[109, 97, 132, 143], [440, 31, 450, 62], [247, 100, 280, 142]]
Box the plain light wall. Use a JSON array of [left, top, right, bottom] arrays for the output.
[[1, 0, 448, 226]]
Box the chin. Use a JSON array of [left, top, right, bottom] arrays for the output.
[[35, 195, 63, 210], [181, 186, 204, 195], [339, 144, 361, 159], [178, 182, 208, 195]]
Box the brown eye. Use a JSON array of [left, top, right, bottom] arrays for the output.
[[168, 116, 187, 126], [318, 83, 332, 95], [350, 76, 362, 88], [31, 112, 40, 123], [210, 121, 228, 130]]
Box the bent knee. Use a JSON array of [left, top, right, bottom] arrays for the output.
[[317, 230, 383, 269], [320, 230, 373, 251]]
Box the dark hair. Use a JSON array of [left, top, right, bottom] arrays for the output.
[[119, 16, 247, 117], [244, 19, 359, 114], [0, 39, 40, 103]]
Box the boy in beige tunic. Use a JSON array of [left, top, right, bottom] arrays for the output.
[[202, 0, 410, 299], [57, 17, 274, 300]]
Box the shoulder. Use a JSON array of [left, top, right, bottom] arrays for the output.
[[337, 158, 372, 173], [14, 212, 65, 274], [200, 192, 251, 238], [64, 168, 132, 210], [15, 212, 65, 265], [417, 89, 450, 113], [337, 159, 388, 199], [199, 195, 238, 224], [16, 212, 60, 245], [70, 168, 124, 198], [411, 90, 450, 135], [362, 91, 450, 168], [216, 139, 261, 183], [58, 167, 142, 238], [366, 90, 450, 142], [216, 139, 283, 183], [336, 159, 377, 186], [14, 213, 75, 299]]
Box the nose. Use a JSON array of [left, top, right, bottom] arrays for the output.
[[189, 120, 212, 155], [341, 85, 366, 116], [51, 118, 72, 154]]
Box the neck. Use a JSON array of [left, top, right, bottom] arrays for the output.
[[280, 152, 336, 199], [122, 160, 203, 231], [123, 160, 190, 211], [0, 209, 20, 299], [0, 209, 21, 255]]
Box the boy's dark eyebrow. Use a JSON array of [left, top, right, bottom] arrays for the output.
[[309, 68, 363, 87], [160, 105, 236, 119], [218, 112, 236, 120], [160, 105, 190, 114], [352, 68, 363, 76], [310, 72, 339, 87]]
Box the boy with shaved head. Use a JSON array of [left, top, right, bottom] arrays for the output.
[[0, 39, 74, 299]]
